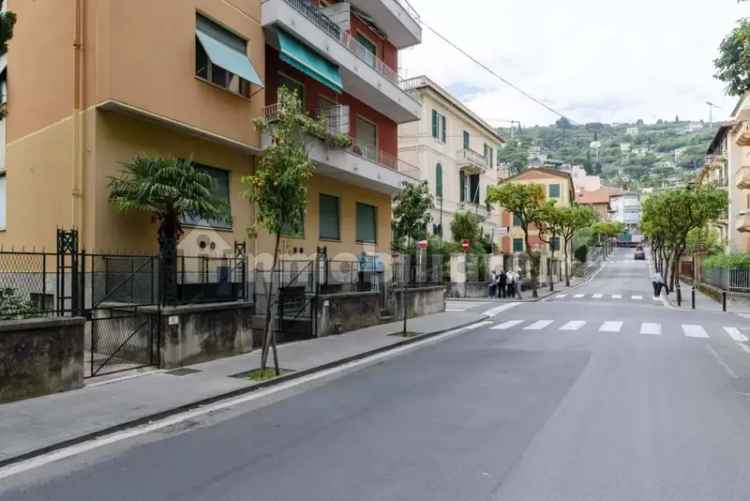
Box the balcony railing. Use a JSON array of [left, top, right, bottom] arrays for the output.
[[350, 142, 420, 180], [393, 0, 421, 24], [263, 103, 349, 136], [277, 0, 419, 106], [456, 148, 490, 171]]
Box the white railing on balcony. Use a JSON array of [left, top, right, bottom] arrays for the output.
[[393, 0, 421, 24], [276, 0, 419, 106], [456, 148, 490, 170], [263, 103, 349, 136]]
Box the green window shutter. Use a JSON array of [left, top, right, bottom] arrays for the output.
[[470, 174, 480, 204], [549, 184, 561, 198], [356, 203, 377, 243], [432, 110, 438, 139], [435, 163, 443, 198], [459, 171, 466, 202], [513, 213, 522, 227], [513, 238, 524, 253], [463, 131, 470, 150], [441, 115, 447, 143], [183, 164, 232, 230], [319, 194, 340, 240], [551, 237, 560, 251]]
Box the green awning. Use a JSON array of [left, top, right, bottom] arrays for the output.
[[277, 30, 343, 94], [196, 30, 264, 88]]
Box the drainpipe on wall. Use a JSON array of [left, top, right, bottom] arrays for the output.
[[72, 0, 86, 241]]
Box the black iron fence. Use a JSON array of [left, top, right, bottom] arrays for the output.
[[392, 254, 447, 287], [703, 266, 750, 292], [177, 255, 248, 304], [0, 251, 56, 319]]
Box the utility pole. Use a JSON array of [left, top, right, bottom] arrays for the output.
[[706, 101, 719, 126]]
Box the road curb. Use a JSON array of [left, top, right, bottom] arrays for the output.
[[0, 317, 485, 471]]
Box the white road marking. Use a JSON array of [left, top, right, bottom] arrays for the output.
[[574, 294, 585, 298], [592, 293, 603, 299], [612, 294, 622, 299], [524, 320, 554, 331], [491, 320, 525, 330], [723, 327, 749, 343], [632, 295, 643, 300], [640, 322, 662, 335], [482, 302, 522, 318], [682, 324, 709, 338], [600, 321, 623, 333], [560, 321, 586, 331], [706, 344, 738, 379], [652, 296, 661, 301], [555, 294, 568, 299]]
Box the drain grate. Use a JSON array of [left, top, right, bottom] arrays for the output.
[[165, 368, 202, 376]]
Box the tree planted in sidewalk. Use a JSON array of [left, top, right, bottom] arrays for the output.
[[108, 156, 230, 304], [450, 211, 483, 246], [392, 180, 434, 334], [243, 87, 318, 374], [556, 205, 595, 286], [487, 182, 546, 298], [532, 201, 564, 290]]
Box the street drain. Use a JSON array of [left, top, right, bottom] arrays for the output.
[[165, 368, 202, 376], [229, 368, 294, 381]]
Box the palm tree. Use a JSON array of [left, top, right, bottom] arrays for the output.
[[108, 156, 230, 304]]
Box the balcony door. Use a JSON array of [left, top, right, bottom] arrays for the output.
[[356, 116, 378, 162], [355, 32, 377, 68]]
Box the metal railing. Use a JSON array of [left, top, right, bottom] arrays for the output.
[[392, 254, 447, 287], [0, 251, 56, 319], [177, 255, 247, 304], [456, 148, 490, 170], [277, 0, 420, 106], [393, 0, 421, 25], [263, 103, 349, 136], [703, 266, 750, 292]]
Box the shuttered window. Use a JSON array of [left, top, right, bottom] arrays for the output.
[[549, 184, 561, 198], [435, 163, 443, 198], [319, 194, 340, 240], [463, 131, 470, 150], [356, 203, 377, 243], [459, 171, 466, 202], [183, 164, 231, 230], [513, 238, 524, 253]]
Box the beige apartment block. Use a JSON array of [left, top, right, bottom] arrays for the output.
[[399, 76, 506, 245]]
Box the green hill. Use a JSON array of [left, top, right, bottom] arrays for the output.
[[496, 118, 719, 191]]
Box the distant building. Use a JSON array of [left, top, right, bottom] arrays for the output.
[[610, 192, 641, 230], [576, 186, 622, 220], [620, 143, 631, 153], [625, 127, 639, 137]]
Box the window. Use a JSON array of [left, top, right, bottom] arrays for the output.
[[513, 213, 522, 227], [356, 116, 377, 162], [432, 223, 443, 237], [484, 144, 491, 164], [548, 184, 561, 198], [0, 174, 6, 230], [459, 171, 466, 202], [550, 237, 560, 252], [195, 15, 258, 98], [513, 238, 524, 253], [435, 163, 443, 198], [355, 32, 377, 68], [319, 194, 340, 240], [463, 131, 470, 150], [356, 203, 377, 243], [432, 110, 446, 143], [469, 174, 480, 204], [183, 164, 231, 230], [278, 72, 305, 107]]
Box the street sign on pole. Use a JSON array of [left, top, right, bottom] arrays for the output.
[[461, 240, 470, 252], [417, 240, 428, 250]]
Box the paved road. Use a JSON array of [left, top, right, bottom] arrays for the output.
[[5, 248, 750, 500]]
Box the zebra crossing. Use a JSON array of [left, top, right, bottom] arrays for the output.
[[552, 293, 661, 303], [485, 318, 749, 342]]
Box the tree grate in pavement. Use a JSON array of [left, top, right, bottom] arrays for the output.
[[165, 368, 202, 376]]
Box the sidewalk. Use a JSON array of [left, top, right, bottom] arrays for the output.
[[0, 310, 487, 467], [665, 279, 750, 314]]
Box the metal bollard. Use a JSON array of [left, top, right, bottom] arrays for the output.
[[691, 287, 695, 310], [677, 288, 682, 307], [722, 291, 727, 312]]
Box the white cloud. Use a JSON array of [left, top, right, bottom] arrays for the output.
[[401, 0, 745, 127]]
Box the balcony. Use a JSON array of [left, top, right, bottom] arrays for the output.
[[262, 104, 417, 194], [348, 0, 422, 49], [737, 165, 750, 190], [262, 0, 421, 123], [737, 210, 750, 232], [738, 121, 750, 146], [456, 148, 490, 173]]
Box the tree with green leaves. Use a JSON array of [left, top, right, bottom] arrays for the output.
[[392, 180, 433, 253], [108, 156, 230, 304], [487, 182, 546, 297], [243, 87, 317, 374], [450, 211, 483, 245], [0, 0, 15, 57], [496, 139, 530, 175], [714, 18, 750, 96], [556, 205, 596, 286]]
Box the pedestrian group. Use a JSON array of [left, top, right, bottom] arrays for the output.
[[488, 269, 523, 299]]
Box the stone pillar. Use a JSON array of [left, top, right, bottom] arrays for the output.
[[450, 253, 466, 298]]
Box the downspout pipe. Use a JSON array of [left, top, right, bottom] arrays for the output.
[[72, 0, 85, 241]]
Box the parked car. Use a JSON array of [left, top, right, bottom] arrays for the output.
[[634, 247, 646, 260]]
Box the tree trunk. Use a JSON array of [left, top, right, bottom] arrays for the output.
[[523, 228, 538, 298], [158, 212, 179, 305], [563, 240, 570, 287], [261, 232, 282, 371]]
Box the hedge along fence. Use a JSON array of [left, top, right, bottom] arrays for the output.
[[702, 254, 750, 292]]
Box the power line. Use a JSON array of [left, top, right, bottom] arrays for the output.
[[412, 14, 577, 124]]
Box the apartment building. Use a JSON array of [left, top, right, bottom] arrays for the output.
[[697, 124, 730, 249], [260, 0, 421, 260], [1, 0, 421, 261], [398, 76, 506, 244], [609, 192, 641, 231]]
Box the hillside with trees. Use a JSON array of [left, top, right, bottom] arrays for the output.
[[496, 117, 719, 191]]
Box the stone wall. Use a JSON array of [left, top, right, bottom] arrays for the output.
[[0, 317, 85, 404], [392, 286, 446, 320], [317, 291, 381, 337], [158, 302, 254, 368]]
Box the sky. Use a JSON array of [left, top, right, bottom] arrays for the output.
[[400, 0, 747, 128]]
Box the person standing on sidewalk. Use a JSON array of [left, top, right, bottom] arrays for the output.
[[652, 271, 664, 299], [498, 270, 507, 299], [488, 270, 498, 298], [506, 270, 516, 298], [515, 272, 524, 299]]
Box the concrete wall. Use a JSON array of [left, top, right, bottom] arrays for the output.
[[158, 302, 254, 368], [0, 317, 85, 403], [391, 286, 445, 320], [317, 291, 381, 337]]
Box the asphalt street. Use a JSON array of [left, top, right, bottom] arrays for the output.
[[4, 248, 750, 500]]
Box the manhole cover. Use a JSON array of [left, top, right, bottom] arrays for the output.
[[166, 368, 202, 376]]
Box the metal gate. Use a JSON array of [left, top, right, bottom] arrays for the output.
[[57, 230, 160, 378]]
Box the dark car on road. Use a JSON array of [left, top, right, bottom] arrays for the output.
[[634, 246, 646, 260]]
